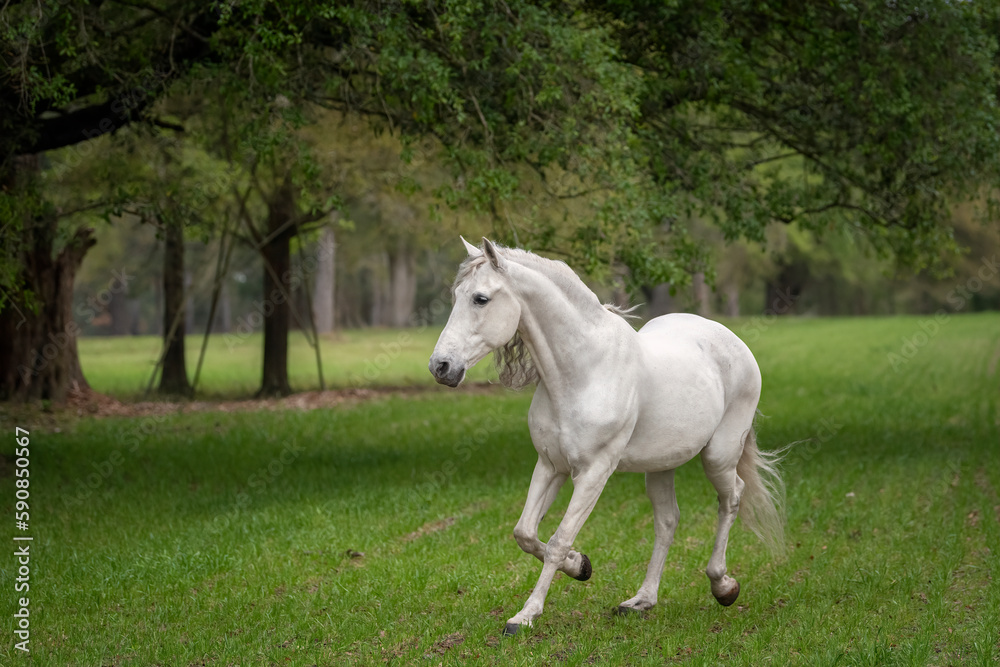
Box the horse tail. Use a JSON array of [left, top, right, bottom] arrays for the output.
[[737, 418, 787, 555]]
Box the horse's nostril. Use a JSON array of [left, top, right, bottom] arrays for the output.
[[436, 360, 450, 377]]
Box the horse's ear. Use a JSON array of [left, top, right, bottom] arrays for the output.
[[482, 237, 504, 270], [460, 236, 481, 257]]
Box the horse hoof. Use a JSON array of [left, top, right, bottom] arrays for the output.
[[714, 581, 740, 607], [572, 554, 592, 582], [502, 622, 522, 637]]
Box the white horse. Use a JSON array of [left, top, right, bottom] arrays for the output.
[[429, 238, 784, 635]]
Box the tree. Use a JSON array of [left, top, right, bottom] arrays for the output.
[[0, 157, 94, 401], [587, 0, 1000, 269], [189, 84, 336, 397], [5, 0, 1000, 402], [311, 225, 336, 333], [158, 215, 191, 395], [2, 0, 652, 400], [1, 1, 220, 401], [322, 130, 451, 328]]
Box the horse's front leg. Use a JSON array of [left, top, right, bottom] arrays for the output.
[[504, 461, 615, 635], [512, 459, 591, 580]]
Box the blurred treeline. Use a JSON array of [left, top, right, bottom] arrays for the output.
[[63, 110, 999, 338]]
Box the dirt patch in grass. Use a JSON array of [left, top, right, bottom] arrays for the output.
[[403, 516, 457, 542], [429, 632, 465, 654], [401, 502, 489, 542], [0, 383, 506, 425], [987, 339, 1000, 377], [381, 637, 418, 660]]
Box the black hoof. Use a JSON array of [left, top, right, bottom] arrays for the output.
[[502, 622, 522, 637], [714, 581, 740, 607], [572, 554, 592, 582], [615, 605, 643, 617]]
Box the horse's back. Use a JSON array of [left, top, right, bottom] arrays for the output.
[[617, 314, 760, 472], [637, 313, 760, 403]]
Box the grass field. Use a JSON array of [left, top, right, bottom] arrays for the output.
[[1, 314, 998, 665], [76, 328, 496, 399]]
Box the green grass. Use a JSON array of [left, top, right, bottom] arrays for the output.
[[77, 327, 496, 399], [1, 313, 998, 665]]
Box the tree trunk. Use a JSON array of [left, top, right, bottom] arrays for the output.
[[0, 157, 93, 403], [258, 182, 295, 397], [692, 271, 711, 317], [184, 269, 195, 334], [643, 283, 676, 318], [158, 218, 191, 396], [108, 290, 131, 335], [312, 226, 336, 333], [387, 243, 416, 327], [723, 282, 740, 317], [764, 261, 809, 315], [369, 252, 389, 326], [218, 281, 232, 333], [154, 278, 163, 336], [764, 281, 794, 315]]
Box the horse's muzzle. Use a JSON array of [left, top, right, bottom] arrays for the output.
[[429, 355, 466, 387]]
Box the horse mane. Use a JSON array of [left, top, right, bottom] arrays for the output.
[[453, 245, 634, 390], [494, 331, 539, 390], [603, 303, 641, 319]]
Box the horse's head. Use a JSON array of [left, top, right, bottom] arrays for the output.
[[429, 237, 522, 387]]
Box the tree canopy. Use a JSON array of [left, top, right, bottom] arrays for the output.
[[593, 0, 1000, 265], [5, 1, 999, 265], [3, 1, 1000, 401]]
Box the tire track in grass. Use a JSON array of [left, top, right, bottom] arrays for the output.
[[987, 337, 1000, 378], [400, 501, 491, 543]]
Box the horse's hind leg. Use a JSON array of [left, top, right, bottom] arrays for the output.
[[617, 469, 679, 614], [701, 421, 749, 606]]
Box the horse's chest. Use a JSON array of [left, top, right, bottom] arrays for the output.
[[527, 402, 567, 467], [528, 386, 635, 473]]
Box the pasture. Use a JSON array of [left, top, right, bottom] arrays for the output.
[[76, 327, 495, 399], [1, 314, 998, 665]]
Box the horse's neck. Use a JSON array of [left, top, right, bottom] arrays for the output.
[[508, 260, 620, 391]]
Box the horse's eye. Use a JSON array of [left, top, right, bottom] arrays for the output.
[[473, 294, 490, 306]]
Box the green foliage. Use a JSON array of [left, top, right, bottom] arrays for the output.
[[0, 165, 55, 313], [0, 193, 28, 311], [592, 0, 1000, 270], [3, 0, 1000, 309]]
